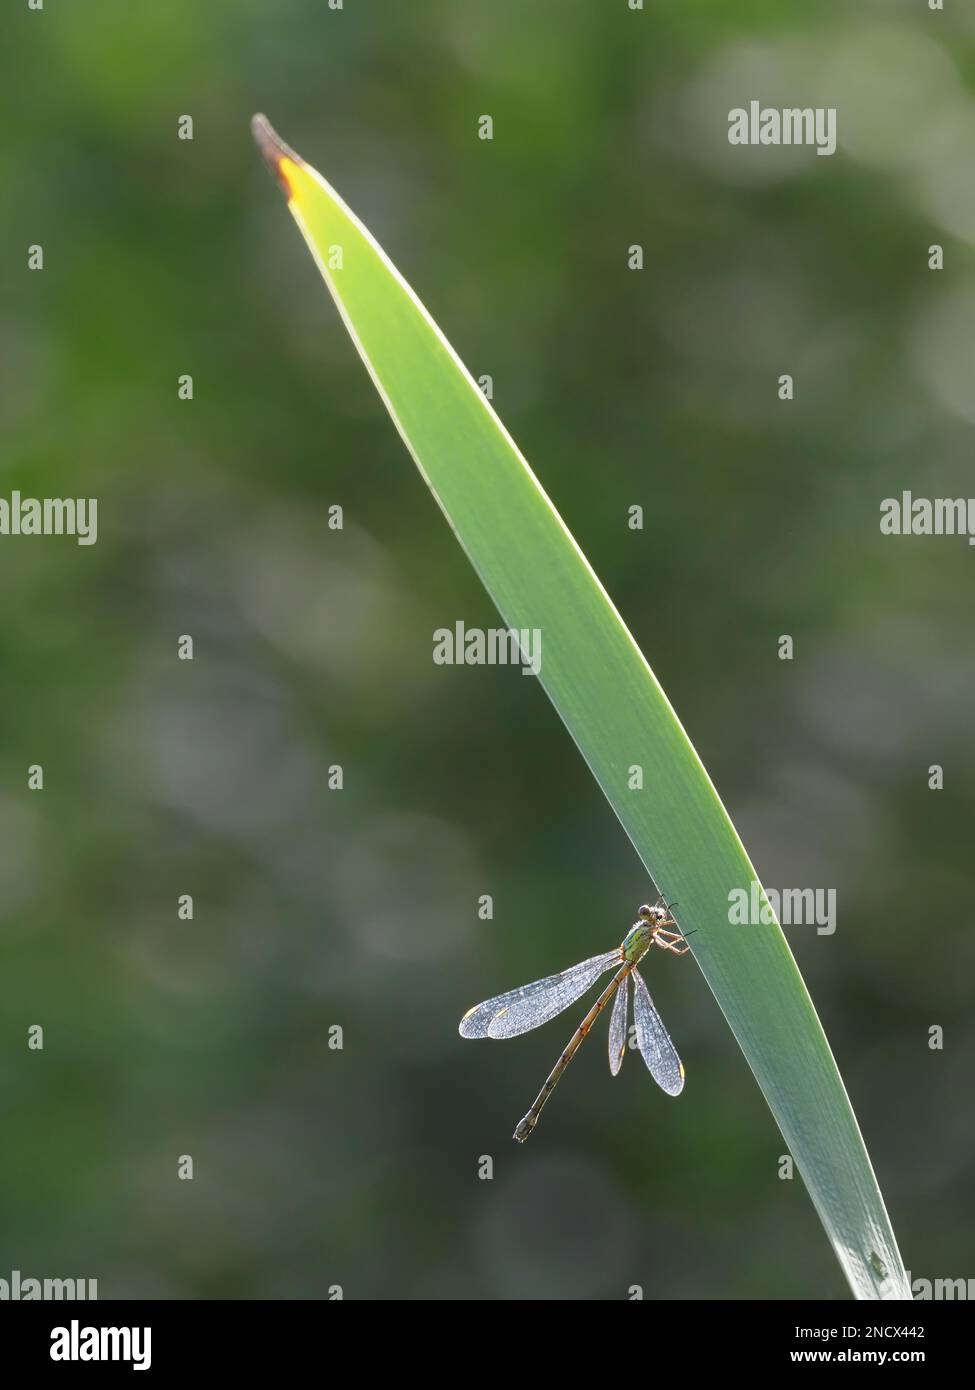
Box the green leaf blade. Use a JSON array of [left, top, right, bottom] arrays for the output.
[[253, 114, 909, 1301]]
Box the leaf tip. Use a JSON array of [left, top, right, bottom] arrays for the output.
[[251, 113, 301, 199]]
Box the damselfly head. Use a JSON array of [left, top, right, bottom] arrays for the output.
[[638, 899, 672, 927]]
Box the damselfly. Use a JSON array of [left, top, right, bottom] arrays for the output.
[[459, 898, 690, 1142]]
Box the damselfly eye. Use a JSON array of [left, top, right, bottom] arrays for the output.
[[638, 903, 652, 918]]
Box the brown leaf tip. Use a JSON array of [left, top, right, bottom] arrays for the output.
[[251, 113, 301, 197]]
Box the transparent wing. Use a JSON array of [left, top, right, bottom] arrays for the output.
[[608, 972, 629, 1076], [459, 950, 619, 1040], [632, 967, 684, 1095]]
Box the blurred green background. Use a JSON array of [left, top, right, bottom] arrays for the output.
[[2, 0, 974, 1300]]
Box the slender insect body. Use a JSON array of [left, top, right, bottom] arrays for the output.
[[460, 896, 692, 1142]]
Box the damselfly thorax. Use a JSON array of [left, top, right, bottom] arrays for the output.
[[622, 900, 690, 963]]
